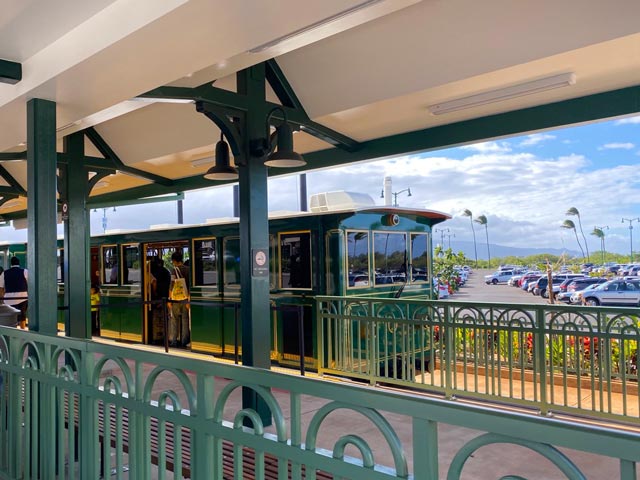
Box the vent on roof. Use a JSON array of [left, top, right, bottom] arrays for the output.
[[309, 191, 375, 212]]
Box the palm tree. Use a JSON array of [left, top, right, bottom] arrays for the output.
[[566, 207, 589, 262], [561, 219, 585, 259], [590, 227, 606, 265], [474, 214, 491, 268], [462, 209, 478, 267]]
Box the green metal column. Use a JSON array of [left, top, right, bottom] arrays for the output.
[[237, 64, 272, 424], [62, 132, 91, 338], [26, 98, 58, 334]]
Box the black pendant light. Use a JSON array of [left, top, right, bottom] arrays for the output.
[[264, 107, 306, 168], [204, 132, 238, 180]]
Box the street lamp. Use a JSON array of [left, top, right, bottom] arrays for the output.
[[594, 225, 608, 265], [621, 218, 640, 262], [381, 187, 412, 207], [446, 232, 455, 250], [434, 228, 449, 248]]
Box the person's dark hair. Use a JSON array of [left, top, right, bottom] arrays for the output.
[[91, 283, 99, 291], [171, 252, 183, 263], [10, 256, 19, 266]]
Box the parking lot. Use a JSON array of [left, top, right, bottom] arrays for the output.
[[446, 268, 550, 304]]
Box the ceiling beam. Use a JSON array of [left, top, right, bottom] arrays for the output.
[[0, 59, 22, 84], [56, 153, 117, 173], [265, 59, 305, 111], [84, 127, 174, 186], [0, 151, 27, 161], [138, 62, 360, 152], [0, 164, 26, 195]]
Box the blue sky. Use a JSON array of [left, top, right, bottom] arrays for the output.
[[4, 114, 640, 258]]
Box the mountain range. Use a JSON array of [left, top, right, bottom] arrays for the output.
[[443, 240, 581, 260]]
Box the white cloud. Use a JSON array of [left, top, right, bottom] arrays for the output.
[[598, 142, 635, 150], [459, 141, 511, 153], [614, 116, 640, 125], [2, 126, 640, 257], [519, 133, 556, 147]]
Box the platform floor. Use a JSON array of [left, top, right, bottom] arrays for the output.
[[89, 339, 639, 479]]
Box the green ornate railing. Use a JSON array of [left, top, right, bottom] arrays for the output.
[[0, 325, 639, 479], [318, 297, 640, 422]]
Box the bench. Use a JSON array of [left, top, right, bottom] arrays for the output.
[[65, 397, 333, 479]]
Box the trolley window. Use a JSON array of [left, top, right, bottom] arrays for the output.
[[346, 231, 369, 288], [410, 234, 428, 283], [193, 238, 218, 286], [122, 244, 140, 285], [279, 231, 312, 289], [223, 237, 241, 288], [102, 245, 119, 285], [373, 232, 407, 286], [269, 234, 277, 289], [57, 248, 64, 283]]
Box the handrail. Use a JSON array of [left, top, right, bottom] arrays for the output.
[[0, 325, 638, 479], [317, 295, 640, 424]]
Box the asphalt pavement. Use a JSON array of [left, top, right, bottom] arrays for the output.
[[447, 268, 550, 304]]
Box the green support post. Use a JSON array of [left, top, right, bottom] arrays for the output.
[[63, 132, 91, 338], [237, 64, 273, 427], [27, 98, 58, 334]]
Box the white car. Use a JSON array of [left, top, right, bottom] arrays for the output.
[[484, 270, 514, 285]]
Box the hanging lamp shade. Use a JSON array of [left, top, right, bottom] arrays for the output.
[[264, 122, 306, 168], [204, 136, 238, 180]]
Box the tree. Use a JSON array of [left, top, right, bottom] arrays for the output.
[[566, 207, 589, 262], [474, 214, 491, 268], [590, 227, 606, 265], [561, 219, 585, 259], [462, 209, 478, 267]]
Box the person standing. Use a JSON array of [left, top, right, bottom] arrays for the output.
[[0, 256, 28, 329], [90, 284, 101, 336], [169, 251, 190, 348], [149, 257, 171, 345]]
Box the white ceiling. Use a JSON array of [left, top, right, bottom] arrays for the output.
[[1, 0, 640, 210]]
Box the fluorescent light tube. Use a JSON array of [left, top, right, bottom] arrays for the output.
[[248, 0, 384, 53], [428, 73, 576, 115]]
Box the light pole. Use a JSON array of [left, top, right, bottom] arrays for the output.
[[94, 207, 117, 234], [621, 218, 640, 263], [446, 232, 455, 250], [434, 228, 449, 248], [595, 225, 608, 265], [381, 187, 412, 207]]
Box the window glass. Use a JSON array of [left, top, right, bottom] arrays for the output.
[[102, 245, 119, 284], [122, 244, 140, 285], [373, 232, 407, 286], [410, 234, 428, 283], [347, 231, 369, 288], [224, 237, 241, 287], [269, 235, 276, 289], [193, 238, 217, 286], [279, 232, 312, 289], [0, 249, 7, 271], [57, 248, 64, 283]]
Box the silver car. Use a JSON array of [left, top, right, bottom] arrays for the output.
[[484, 270, 514, 285], [581, 279, 640, 306]]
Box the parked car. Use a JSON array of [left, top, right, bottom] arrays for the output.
[[581, 279, 640, 306], [569, 284, 600, 304], [520, 274, 542, 290], [532, 276, 574, 298], [555, 278, 606, 303], [484, 270, 514, 285]]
